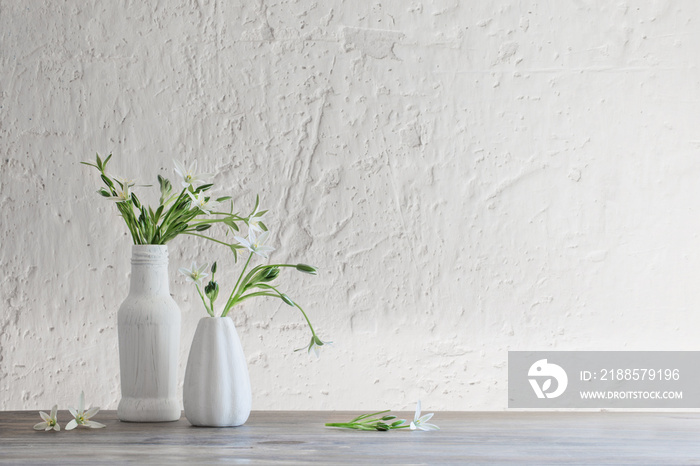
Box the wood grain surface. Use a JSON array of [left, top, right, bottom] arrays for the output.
[[1, 411, 700, 464]]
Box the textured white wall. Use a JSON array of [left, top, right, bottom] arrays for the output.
[[2, 1, 700, 412]]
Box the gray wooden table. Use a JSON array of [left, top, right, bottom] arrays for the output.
[[1, 411, 700, 464]]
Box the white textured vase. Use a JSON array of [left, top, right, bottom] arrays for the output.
[[117, 245, 181, 422], [183, 317, 252, 427]]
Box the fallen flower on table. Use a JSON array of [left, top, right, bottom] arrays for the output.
[[33, 404, 60, 432], [66, 391, 105, 430], [410, 400, 440, 431], [325, 402, 439, 432]]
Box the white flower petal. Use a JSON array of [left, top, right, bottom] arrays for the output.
[[257, 231, 270, 244], [173, 160, 186, 178], [65, 419, 78, 431], [54, 423, 61, 432], [235, 236, 251, 249], [409, 421, 417, 430], [85, 406, 100, 419], [34, 422, 48, 431], [421, 422, 440, 431], [39, 411, 50, 422], [50, 405, 58, 419], [414, 400, 422, 421], [44, 425, 53, 431], [68, 408, 77, 418], [252, 249, 270, 258], [78, 391, 85, 413], [85, 420, 106, 429], [418, 412, 434, 423]]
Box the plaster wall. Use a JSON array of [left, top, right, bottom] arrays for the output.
[[2, 0, 700, 411]]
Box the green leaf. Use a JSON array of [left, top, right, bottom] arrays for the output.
[[96, 153, 103, 171], [103, 153, 112, 167], [216, 196, 232, 202], [259, 221, 268, 232], [81, 161, 99, 169], [254, 209, 267, 218], [98, 188, 111, 197], [253, 194, 260, 213], [195, 224, 211, 231]]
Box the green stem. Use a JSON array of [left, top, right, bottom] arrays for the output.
[[253, 283, 317, 336], [182, 232, 232, 247], [195, 284, 213, 317], [262, 264, 300, 269], [220, 292, 278, 317], [234, 291, 279, 302], [221, 253, 253, 316], [350, 410, 391, 422], [188, 217, 233, 226], [159, 188, 187, 226], [210, 212, 244, 220], [293, 302, 316, 336]]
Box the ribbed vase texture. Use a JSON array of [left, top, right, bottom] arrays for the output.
[[183, 317, 252, 427], [117, 245, 181, 422]]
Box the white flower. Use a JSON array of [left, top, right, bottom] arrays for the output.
[[187, 191, 217, 215], [113, 176, 136, 188], [296, 335, 331, 358], [66, 392, 105, 430], [179, 262, 209, 286], [108, 184, 131, 202], [234, 230, 275, 259], [409, 401, 439, 431], [308, 338, 330, 358], [247, 206, 265, 234], [33, 404, 60, 432], [174, 160, 213, 188]]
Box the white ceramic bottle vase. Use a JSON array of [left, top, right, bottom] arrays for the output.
[[183, 317, 252, 427], [117, 245, 181, 422]]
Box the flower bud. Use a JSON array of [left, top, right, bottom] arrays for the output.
[[101, 174, 114, 188], [130, 193, 141, 208], [295, 264, 317, 275], [281, 294, 294, 306], [211, 262, 217, 273], [205, 281, 219, 301], [261, 267, 280, 282], [375, 422, 389, 431]]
